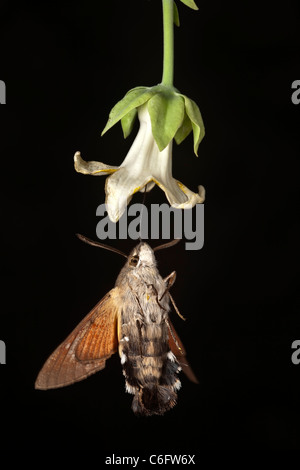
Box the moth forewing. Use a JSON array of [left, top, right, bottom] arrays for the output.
[[35, 288, 121, 390]]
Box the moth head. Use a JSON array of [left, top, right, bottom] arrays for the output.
[[76, 234, 181, 270], [128, 242, 156, 269]]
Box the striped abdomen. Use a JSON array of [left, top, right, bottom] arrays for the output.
[[119, 318, 181, 416]]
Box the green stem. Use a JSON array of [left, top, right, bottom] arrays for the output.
[[161, 0, 174, 87]]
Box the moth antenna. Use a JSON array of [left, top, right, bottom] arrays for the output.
[[76, 234, 128, 259], [153, 238, 181, 252], [169, 293, 186, 321]]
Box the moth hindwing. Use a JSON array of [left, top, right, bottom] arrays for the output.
[[35, 240, 198, 416]]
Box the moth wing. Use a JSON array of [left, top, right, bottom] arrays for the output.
[[168, 320, 199, 384], [35, 287, 121, 390]]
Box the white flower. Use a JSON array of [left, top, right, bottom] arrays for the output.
[[74, 104, 205, 222]]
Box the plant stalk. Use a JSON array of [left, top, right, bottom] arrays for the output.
[[161, 0, 174, 87]]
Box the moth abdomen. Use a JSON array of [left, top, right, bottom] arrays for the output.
[[159, 354, 181, 388], [119, 333, 182, 415], [131, 383, 178, 417]]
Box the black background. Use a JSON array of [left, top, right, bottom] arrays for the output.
[[1, 0, 300, 452]]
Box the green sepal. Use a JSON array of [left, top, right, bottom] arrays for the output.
[[121, 107, 138, 138], [102, 83, 204, 156], [147, 91, 185, 151], [180, 94, 205, 156], [174, 110, 192, 145], [173, 1, 180, 26], [179, 0, 198, 10], [102, 86, 155, 136]]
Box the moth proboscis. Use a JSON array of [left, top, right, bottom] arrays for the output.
[[35, 235, 198, 416]]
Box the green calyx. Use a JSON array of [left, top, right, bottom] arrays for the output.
[[173, 0, 199, 28], [178, 0, 198, 11], [101, 84, 205, 156]]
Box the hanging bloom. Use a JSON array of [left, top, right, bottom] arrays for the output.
[[75, 83, 206, 222], [74, 103, 205, 223]]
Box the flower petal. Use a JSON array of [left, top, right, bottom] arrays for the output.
[[74, 151, 119, 175], [154, 177, 205, 208], [149, 140, 189, 205], [143, 181, 156, 192], [105, 168, 153, 222], [173, 182, 205, 207]]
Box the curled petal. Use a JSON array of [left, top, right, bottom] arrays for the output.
[[171, 183, 205, 208], [74, 151, 119, 176], [154, 176, 205, 209]]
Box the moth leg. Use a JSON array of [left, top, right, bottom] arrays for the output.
[[161, 272, 186, 321], [160, 271, 177, 302], [169, 293, 186, 321], [146, 284, 167, 312]]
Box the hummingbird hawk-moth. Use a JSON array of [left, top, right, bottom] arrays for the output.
[[35, 235, 198, 416]]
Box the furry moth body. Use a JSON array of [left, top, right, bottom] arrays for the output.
[[35, 239, 198, 416]]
